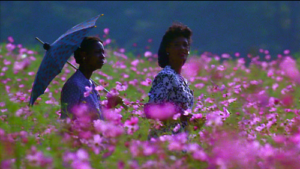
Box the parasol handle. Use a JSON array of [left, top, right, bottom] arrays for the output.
[[35, 37, 128, 110]]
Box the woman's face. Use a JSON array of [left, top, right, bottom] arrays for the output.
[[83, 41, 106, 70], [166, 36, 190, 67]]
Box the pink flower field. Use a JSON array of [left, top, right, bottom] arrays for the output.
[[1, 31, 300, 169]]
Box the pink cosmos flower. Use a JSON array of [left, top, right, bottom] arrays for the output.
[[122, 73, 129, 78], [13, 58, 30, 72], [283, 49, 290, 55], [102, 108, 122, 124], [105, 38, 111, 45], [280, 94, 293, 107], [71, 161, 92, 169], [6, 43, 16, 52], [182, 57, 202, 79], [8, 36, 14, 43], [27, 50, 34, 55], [115, 81, 128, 91], [103, 28, 109, 35], [30, 56, 36, 61], [0, 102, 5, 107], [131, 59, 139, 66], [1, 159, 14, 169], [119, 48, 125, 53], [144, 51, 152, 57], [26, 146, 53, 168], [194, 83, 205, 89], [84, 86, 92, 97], [221, 53, 230, 58], [140, 78, 152, 86], [144, 102, 177, 121], [28, 72, 35, 76], [168, 140, 184, 151], [76, 149, 89, 161], [280, 56, 300, 82], [95, 85, 104, 91], [192, 150, 207, 161], [93, 120, 124, 138], [272, 83, 279, 91], [173, 124, 181, 133], [4, 59, 11, 65], [205, 111, 224, 126]]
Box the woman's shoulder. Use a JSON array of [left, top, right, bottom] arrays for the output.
[[152, 66, 181, 86], [62, 74, 83, 92], [156, 66, 176, 78]]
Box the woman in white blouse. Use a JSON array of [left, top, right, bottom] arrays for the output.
[[146, 22, 194, 139]]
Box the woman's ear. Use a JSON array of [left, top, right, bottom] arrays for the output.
[[81, 51, 87, 57], [165, 46, 170, 54]]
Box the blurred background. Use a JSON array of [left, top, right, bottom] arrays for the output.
[[1, 1, 300, 57]]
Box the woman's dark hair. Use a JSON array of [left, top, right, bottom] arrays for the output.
[[74, 36, 103, 64], [158, 22, 192, 68]]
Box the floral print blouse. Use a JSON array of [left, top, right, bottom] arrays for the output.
[[147, 65, 194, 138]]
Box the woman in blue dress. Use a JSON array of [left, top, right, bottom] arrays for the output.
[[60, 36, 123, 120]]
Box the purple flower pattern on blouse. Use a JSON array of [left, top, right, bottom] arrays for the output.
[[148, 65, 194, 138]]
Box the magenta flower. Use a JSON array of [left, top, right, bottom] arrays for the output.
[[6, 43, 16, 52], [205, 110, 224, 126], [192, 150, 207, 161], [13, 58, 30, 72], [93, 120, 124, 138], [71, 161, 92, 169], [0, 102, 5, 107], [194, 83, 205, 89], [3, 59, 11, 65], [172, 124, 181, 133], [221, 53, 230, 58], [28, 72, 35, 76], [26, 146, 53, 168], [1, 159, 14, 169], [8, 36, 14, 43], [95, 85, 104, 91], [70, 104, 89, 119], [131, 59, 139, 67], [84, 86, 92, 97], [102, 108, 122, 124], [144, 51, 152, 57], [105, 38, 111, 45], [76, 149, 89, 161], [115, 81, 128, 91], [144, 102, 177, 121], [103, 28, 109, 35], [283, 49, 290, 55], [119, 48, 125, 53], [140, 78, 152, 86], [124, 117, 139, 135], [280, 56, 300, 82], [182, 58, 202, 79], [280, 94, 294, 107]]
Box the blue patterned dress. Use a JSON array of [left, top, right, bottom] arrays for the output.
[[61, 69, 104, 120]]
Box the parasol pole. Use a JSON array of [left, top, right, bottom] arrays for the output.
[[35, 37, 128, 110]]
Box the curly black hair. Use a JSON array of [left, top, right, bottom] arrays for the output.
[[74, 36, 103, 64], [158, 22, 192, 68]]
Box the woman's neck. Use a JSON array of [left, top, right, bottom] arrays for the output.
[[169, 64, 182, 75], [79, 66, 93, 80]]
